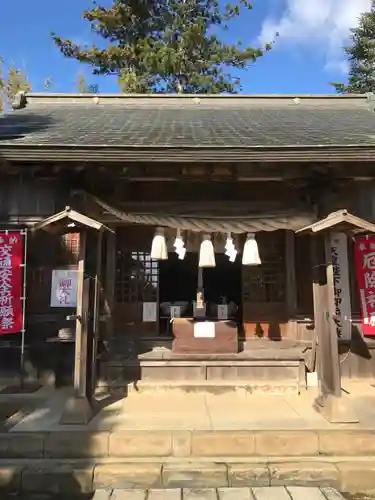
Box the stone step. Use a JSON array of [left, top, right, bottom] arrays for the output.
[[2, 428, 375, 459], [92, 487, 346, 500], [0, 458, 369, 496], [127, 380, 299, 395]]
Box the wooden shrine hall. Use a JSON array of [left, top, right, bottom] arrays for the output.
[[1, 92, 375, 422]]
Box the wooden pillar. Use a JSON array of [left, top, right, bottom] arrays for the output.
[[285, 231, 298, 339], [90, 230, 103, 396], [311, 233, 358, 423], [104, 228, 116, 341], [60, 230, 93, 424]]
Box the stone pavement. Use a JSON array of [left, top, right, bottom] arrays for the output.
[[93, 487, 345, 500], [10, 381, 375, 433]]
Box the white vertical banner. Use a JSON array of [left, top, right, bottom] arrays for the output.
[[330, 232, 352, 341]]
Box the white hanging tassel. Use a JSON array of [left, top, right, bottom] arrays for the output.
[[174, 229, 186, 260], [225, 233, 238, 263], [150, 227, 168, 260], [199, 234, 216, 268], [242, 233, 261, 266]]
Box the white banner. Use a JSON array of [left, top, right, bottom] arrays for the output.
[[50, 269, 78, 308], [330, 232, 352, 341]]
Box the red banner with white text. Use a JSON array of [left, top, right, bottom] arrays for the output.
[[354, 235, 375, 336], [0, 232, 23, 335]]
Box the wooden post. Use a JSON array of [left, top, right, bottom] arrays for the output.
[[91, 230, 103, 396], [311, 233, 358, 423], [285, 231, 298, 338], [60, 230, 93, 424], [104, 228, 116, 341]]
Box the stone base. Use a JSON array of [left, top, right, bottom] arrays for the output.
[[59, 396, 93, 425], [314, 394, 359, 424]]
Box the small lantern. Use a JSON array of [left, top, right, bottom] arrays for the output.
[[151, 227, 168, 260], [199, 234, 216, 268], [242, 233, 261, 266]]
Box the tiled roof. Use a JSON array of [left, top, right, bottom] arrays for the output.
[[1, 93, 375, 148]]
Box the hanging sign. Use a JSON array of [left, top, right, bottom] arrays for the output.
[[50, 269, 78, 308], [354, 235, 375, 336], [170, 306, 181, 319], [0, 232, 23, 335], [142, 302, 157, 322], [330, 233, 352, 341], [217, 304, 228, 320]]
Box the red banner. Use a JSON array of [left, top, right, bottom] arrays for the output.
[[354, 235, 375, 336], [0, 232, 23, 335]]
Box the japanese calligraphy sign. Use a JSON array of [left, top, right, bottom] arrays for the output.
[[0, 232, 23, 335], [354, 235, 375, 336], [50, 269, 78, 308], [330, 233, 352, 341]]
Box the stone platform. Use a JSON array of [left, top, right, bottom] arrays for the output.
[[100, 342, 307, 394]]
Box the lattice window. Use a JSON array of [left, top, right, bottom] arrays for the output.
[[59, 233, 80, 265], [242, 231, 286, 303], [115, 250, 159, 303]]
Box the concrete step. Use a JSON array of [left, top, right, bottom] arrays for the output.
[[127, 380, 300, 395], [2, 428, 375, 459], [0, 457, 371, 496]]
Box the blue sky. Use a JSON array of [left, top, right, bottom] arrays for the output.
[[0, 0, 372, 94]]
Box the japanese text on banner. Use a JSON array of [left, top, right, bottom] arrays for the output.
[[354, 235, 375, 336], [330, 233, 352, 341], [0, 232, 23, 335]]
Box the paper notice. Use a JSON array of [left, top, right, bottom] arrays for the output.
[[194, 322, 215, 338], [217, 304, 228, 320], [142, 302, 157, 322], [170, 306, 181, 318]]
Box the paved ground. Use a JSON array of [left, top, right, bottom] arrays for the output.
[[91, 488, 345, 500], [8, 381, 375, 432]]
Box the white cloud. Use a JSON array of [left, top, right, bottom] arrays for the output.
[[259, 0, 372, 73]]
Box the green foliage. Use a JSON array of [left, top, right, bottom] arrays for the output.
[[0, 61, 31, 110], [5, 66, 31, 103], [52, 0, 272, 93], [333, 0, 375, 93]]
